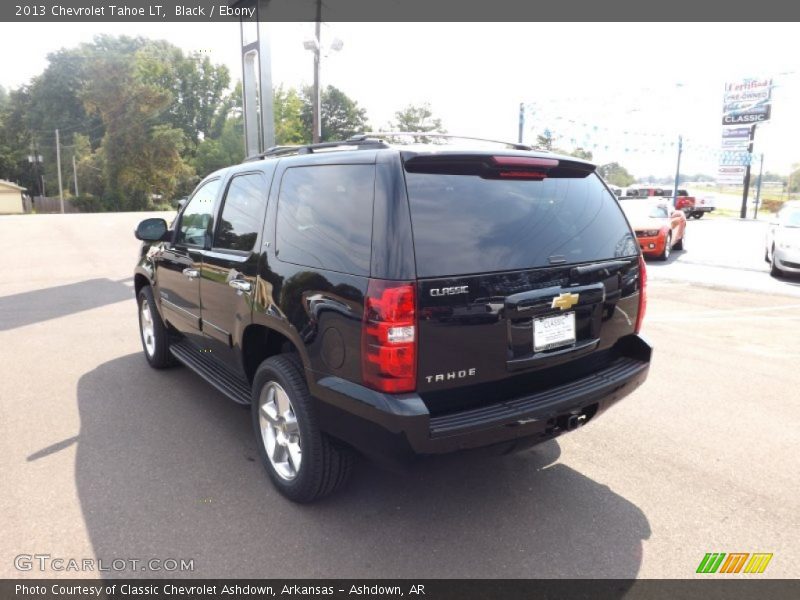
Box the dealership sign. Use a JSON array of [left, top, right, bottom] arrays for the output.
[[720, 127, 751, 149], [719, 150, 752, 166], [722, 78, 772, 125], [717, 166, 747, 185]]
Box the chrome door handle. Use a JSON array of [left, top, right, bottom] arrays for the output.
[[182, 268, 200, 279], [228, 279, 252, 293]]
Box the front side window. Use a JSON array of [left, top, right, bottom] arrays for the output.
[[276, 165, 375, 275], [176, 179, 220, 246], [214, 174, 267, 252]]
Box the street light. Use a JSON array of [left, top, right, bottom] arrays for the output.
[[303, 24, 343, 143]]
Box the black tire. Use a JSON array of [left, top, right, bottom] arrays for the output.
[[251, 354, 353, 503], [658, 233, 672, 261], [770, 246, 783, 278], [137, 286, 175, 368], [695, 212, 704, 219]]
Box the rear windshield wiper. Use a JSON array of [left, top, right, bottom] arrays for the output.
[[570, 260, 632, 279]]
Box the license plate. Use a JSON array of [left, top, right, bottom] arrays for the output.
[[533, 312, 576, 352]]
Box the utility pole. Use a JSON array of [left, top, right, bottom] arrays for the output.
[[55, 128, 64, 213], [72, 154, 79, 196], [518, 103, 525, 144], [753, 153, 764, 220], [311, 0, 322, 143], [671, 135, 683, 207], [739, 124, 756, 219], [28, 139, 43, 197]]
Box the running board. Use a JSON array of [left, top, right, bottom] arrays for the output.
[[169, 339, 251, 405]]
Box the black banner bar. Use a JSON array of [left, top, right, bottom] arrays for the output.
[[2, 580, 800, 600], [1, 0, 800, 22]]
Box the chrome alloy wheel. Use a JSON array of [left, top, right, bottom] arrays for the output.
[[258, 381, 302, 481], [140, 298, 156, 357]]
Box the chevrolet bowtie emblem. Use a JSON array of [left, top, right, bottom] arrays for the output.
[[551, 292, 579, 311]]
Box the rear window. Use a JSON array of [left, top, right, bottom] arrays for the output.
[[276, 165, 375, 276], [405, 172, 637, 277]]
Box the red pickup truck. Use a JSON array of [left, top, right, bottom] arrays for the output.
[[672, 189, 716, 219], [624, 187, 715, 219]]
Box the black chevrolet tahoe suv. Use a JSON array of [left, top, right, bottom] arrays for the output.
[[133, 135, 652, 502]]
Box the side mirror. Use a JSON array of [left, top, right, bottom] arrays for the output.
[[135, 218, 170, 241]]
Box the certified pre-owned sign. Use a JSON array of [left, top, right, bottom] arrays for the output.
[[722, 78, 773, 125]]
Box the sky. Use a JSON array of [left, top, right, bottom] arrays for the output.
[[1, 22, 799, 178]]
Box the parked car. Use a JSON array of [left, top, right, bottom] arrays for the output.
[[623, 186, 665, 199], [620, 199, 686, 260], [133, 135, 651, 502], [765, 200, 800, 277], [687, 193, 716, 219]]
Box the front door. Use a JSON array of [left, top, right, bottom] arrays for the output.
[[156, 178, 221, 345], [200, 172, 270, 373]]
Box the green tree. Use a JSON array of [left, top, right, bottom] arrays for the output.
[[193, 117, 245, 178], [135, 41, 231, 151], [273, 85, 306, 145], [24, 36, 144, 193], [0, 87, 34, 190], [301, 85, 369, 142], [391, 103, 445, 133], [536, 129, 556, 151], [570, 147, 593, 161], [82, 50, 192, 209], [598, 162, 636, 187], [387, 103, 446, 143]]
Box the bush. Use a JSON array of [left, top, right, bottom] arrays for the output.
[[760, 198, 784, 214], [71, 194, 107, 213]]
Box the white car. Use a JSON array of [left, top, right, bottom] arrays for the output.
[[765, 201, 800, 277]]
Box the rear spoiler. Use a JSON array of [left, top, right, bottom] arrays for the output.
[[403, 153, 596, 180]]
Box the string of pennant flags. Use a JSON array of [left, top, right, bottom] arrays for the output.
[[522, 104, 762, 165], [522, 74, 787, 185]]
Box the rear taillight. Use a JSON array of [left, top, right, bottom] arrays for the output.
[[635, 255, 647, 334], [362, 280, 417, 393]]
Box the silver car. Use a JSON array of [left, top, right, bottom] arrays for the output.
[[765, 201, 800, 277]]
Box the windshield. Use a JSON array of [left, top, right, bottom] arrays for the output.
[[620, 202, 669, 220], [781, 209, 800, 227]]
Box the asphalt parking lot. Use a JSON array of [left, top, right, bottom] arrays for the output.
[[1, 212, 798, 579]]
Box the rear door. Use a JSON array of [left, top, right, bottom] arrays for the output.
[[200, 171, 271, 373], [402, 155, 642, 408]]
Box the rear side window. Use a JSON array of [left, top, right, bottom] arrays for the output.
[[406, 172, 637, 277], [276, 165, 375, 276], [214, 174, 267, 252]]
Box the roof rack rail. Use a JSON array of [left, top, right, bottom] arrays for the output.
[[349, 132, 535, 151], [244, 139, 390, 162]]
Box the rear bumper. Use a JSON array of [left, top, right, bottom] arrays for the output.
[[310, 335, 652, 464]]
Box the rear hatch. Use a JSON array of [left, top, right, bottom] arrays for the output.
[[402, 152, 643, 414]]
